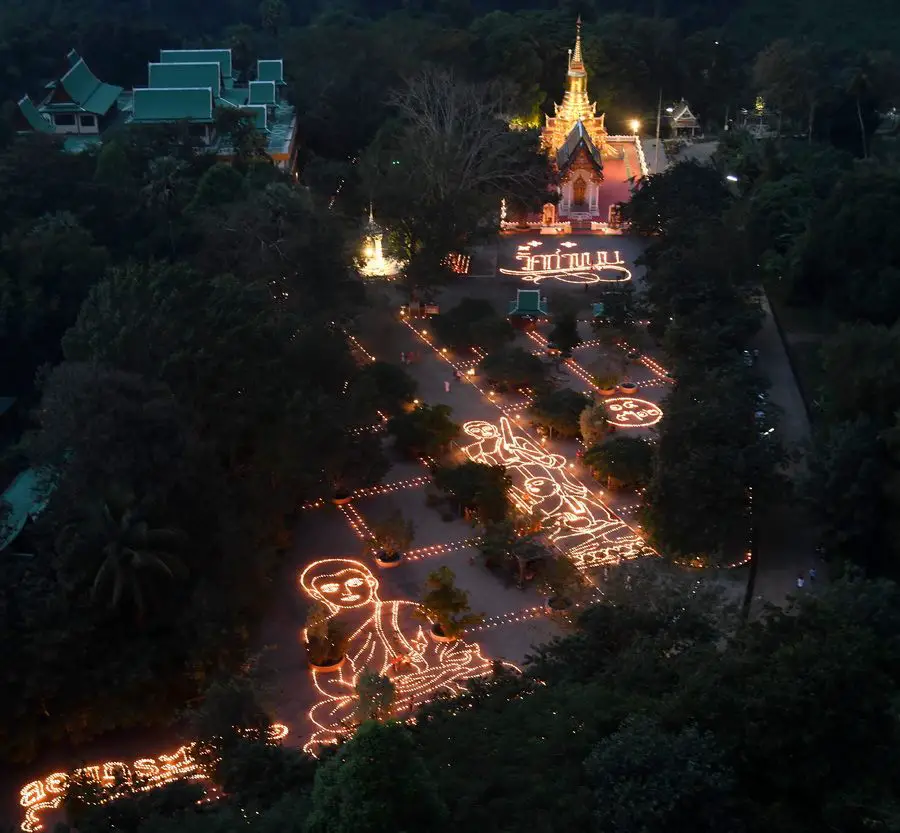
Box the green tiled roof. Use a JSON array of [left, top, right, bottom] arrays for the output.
[[248, 80, 276, 105], [160, 49, 232, 81], [60, 56, 123, 116], [18, 96, 54, 132], [218, 88, 248, 107], [0, 467, 56, 553], [149, 61, 220, 93], [132, 87, 214, 123], [257, 59, 284, 84]]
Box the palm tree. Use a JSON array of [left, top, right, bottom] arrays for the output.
[[84, 498, 186, 621]]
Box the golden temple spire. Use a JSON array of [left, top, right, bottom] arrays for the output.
[[571, 15, 583, 67]]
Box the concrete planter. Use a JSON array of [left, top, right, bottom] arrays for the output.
[[598, 386, 617, 396], [331, 494, 352, 506], [545, 596, 573, 612], [375, 550, 403, 569], [430, 623, 457, 643], [308, 655, 346, 673], [619, 382, 639, 395]]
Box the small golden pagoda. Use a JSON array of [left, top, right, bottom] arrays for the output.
[[542, 17, 615, 159]]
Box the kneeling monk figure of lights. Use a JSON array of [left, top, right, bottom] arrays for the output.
[[300, 558, 518, 754], [462, 418, 646, 569]]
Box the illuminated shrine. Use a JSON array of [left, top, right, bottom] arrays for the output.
[[359, 206, 403, 278], [541, 18, 623, 223]]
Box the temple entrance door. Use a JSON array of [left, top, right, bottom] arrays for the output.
[[572, 177, 587, 209]]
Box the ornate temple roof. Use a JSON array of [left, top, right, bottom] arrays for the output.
[[556, 120, 604, 174]]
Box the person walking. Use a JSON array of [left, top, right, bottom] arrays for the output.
[[444, 380, 451, 393], [796, 573, 805, 590], [809, 566, 817, 583], [400, 351, 406, 364]]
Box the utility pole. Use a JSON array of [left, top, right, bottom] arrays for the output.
[[654, 88, 662, 174]]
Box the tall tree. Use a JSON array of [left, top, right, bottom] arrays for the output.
[[305, 721, 449, 833]]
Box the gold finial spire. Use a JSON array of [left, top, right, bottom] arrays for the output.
[[368, 202, 374, 224], [572, 15, 583, 66]]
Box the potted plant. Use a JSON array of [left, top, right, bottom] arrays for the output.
[[304, 603, 349, 671], [367, 508, 414, 568], [537, 554, 586, 613], [618, 380, 639, 395], [595, 372, 619, 396], [415, 565, 483, 641]]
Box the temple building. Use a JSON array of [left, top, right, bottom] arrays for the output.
[[15, 50, 125, 151], [16, 48, 298, 169], [541, 19, 623, 224]]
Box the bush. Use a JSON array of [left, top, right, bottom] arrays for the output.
[[433, 461, 511, 523], [480, 348, 550, 394], [388, 404, 460, 458]]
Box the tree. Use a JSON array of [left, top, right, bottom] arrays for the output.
[[348, 360, 417, 420], [431, 298, 514, 354], [529, 389, 591, 438], [388, 404, 460, 458], [585, 716, 736, 833], [214, 109, 269, 169], [479, 520, 553, 585], [367, 507, 415, 555], [0, 211, 109, 393], [354, 670, 395, 722], [792, 169, 900, 323], [480, 347, 550, 393], [841, 51, 900, 159], [141, 156, 189, 257], [77, 494, 186, 622], [547, 310, 582, 357], [807, 416, 891, 573], [433, 461, 511, 523], [416, 565, 484, 638], [753, 39, 829, 140], [620, 159, 730, 236], [190, 163, 246, 210], [305, 721, 449, 833], [366, 69, 548, 274], [186, 676, 272, 781], [584, 436, 654, 490]]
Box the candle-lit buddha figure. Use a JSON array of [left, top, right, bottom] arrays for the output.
[[299, 558, 513, 753]]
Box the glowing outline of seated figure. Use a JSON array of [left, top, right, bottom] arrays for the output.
[[299, 558, 513, 754], [462, 417, 641, 568]]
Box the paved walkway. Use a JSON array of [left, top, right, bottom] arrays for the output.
[[748, 294, 817, 605]]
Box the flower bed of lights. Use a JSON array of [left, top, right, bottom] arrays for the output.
[[603, 398, 662, 428], [374, 549, 403, 568]]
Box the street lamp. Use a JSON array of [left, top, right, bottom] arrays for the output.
[[726, 174, 739, 182], [629, 119, 641, 135]]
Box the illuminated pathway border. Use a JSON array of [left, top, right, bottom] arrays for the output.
[[400, 320, 651, 572]]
